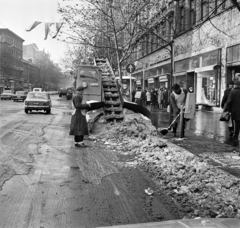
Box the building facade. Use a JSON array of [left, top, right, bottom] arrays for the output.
[[23, 43, 42, 64], [131, 0, 240, 108], [0, 28, 24, 93]]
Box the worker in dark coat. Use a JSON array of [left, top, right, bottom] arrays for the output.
[[69, 86, 91, 147], [221, 81, 234, 109], [221, 81, 234, 136], [224, 80, 240, 145], [169, 83, 187, 137]]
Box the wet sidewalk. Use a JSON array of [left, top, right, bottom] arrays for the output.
[[148, 106, 240, 178]]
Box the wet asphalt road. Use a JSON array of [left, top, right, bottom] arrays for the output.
[[0, 96, 181, 228], [149, 106, 240, 178]]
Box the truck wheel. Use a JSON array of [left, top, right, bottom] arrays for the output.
[[25, 109, 29, 114]]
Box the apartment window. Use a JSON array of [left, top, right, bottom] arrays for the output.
[[222, 0, 226, 9], [190, 0, 196, 26], [180, 6, 185, 31], [201, 0, 209, 19], [168, 16, 173, 40]]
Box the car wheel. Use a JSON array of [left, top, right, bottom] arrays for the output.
[[46, 108, 51, 114], [25, 109, 29, 114]]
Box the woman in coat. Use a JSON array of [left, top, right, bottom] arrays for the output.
[[224, 80, 240, 144], [69, 86, 91, 147]]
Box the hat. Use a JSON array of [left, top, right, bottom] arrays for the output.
[[229, 81, 234, 85], [76, 86, 85, 91], [234, 80, 240, 86]]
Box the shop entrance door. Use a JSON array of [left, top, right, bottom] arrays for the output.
[[187, 72, 195, 91]]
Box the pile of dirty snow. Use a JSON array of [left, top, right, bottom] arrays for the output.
[[95, 115, 240, 219]]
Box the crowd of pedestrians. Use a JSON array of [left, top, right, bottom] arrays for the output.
[[132, 87, 169, 110]]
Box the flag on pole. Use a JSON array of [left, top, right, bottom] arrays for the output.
[[52, 22, 64, 39], [26, 21, 42, 32], [44, 23, 54, 40]]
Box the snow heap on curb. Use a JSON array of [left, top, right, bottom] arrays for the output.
[[96, 115, 240, 219]]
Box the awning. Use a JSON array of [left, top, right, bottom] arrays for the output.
[[195, 65, 217, 73]]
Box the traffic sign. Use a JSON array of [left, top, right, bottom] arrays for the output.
[[126, 63, 136, 74]]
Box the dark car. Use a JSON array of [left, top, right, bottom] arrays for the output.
[[24, 92, 52, 114], [58, 88, 67, 97], [66, 88, 73, 100], [12, 91, 27, 102]]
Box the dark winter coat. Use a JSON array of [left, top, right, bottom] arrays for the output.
[[221, 88, 232, 109], [69, 92, 90, 136], [224, 87, 240, 121]]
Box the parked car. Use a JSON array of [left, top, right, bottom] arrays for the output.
[[58, 88, 67, 97], [0, 90, 15, 100], [12, 91, 28, 102], [33, 88, 43, 92], [24, 92, 52, 114], [66, 88, 73, 100]]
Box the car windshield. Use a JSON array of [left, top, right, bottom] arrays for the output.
[[27, 93, 48, 99]]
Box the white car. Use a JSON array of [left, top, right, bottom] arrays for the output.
[[33, 88, 43, 92], [24, 92, 52, 114], [1, 91, 15, 100]]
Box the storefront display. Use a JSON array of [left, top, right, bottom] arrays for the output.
[[226, 44, 240, 85]]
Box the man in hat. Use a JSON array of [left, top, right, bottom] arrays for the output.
[[224, 80, 240, 145], [69, 86, 91, 147]]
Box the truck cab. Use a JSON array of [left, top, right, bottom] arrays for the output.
[[76, 65, 102, 103]]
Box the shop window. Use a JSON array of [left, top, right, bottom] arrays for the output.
[[180, 6, 185, 31]]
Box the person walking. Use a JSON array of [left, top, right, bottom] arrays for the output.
[[221, 81, 234, 136], [221, 81, 234, 109], [132, 89, 136, 102], [223, 80, 240, 145], [158, 88, 163, 110], [69, 86, 91, 147], [162, 87, 169, 109], [169, 83, 187, 137], [146, 89, 151, 106]]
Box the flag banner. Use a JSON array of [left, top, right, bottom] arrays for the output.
[[26, 21, 42, 32], [44, 23, 54, 40], [52, 22, 64, 39]]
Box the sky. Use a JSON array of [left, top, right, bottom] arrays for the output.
[[0, 0, 78, 64]]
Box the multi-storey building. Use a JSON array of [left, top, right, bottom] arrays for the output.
[[23, 43, 42, 64], [0, 28, 24, 93], [131, 0, 240, 108]]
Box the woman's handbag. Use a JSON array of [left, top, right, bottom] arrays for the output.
[[219, 111, 231, 121]]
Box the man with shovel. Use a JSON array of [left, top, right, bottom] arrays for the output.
[[168, 83, 187, 137]]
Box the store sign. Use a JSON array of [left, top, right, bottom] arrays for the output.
[[159, 75, 168, 82], [227, 44, 240, 63], [122, 84, 128, 89], [174, 59, 189, 72], [202, 50, 219, 67], [190, 56, 200, 69], [136, 80, 141, 85], [90, 83, 99, 86], [148, 78, 154, 83], [150, 49, 170, 65]]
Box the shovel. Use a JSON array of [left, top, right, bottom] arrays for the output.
[[159, 113, 180, 135]]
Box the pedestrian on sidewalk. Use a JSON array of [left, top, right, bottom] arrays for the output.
[[223, 80, 240, 145], [169, 83, 187, 137], [221, 81, 234, 136], [69, 86, 91, 147]]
